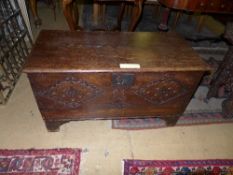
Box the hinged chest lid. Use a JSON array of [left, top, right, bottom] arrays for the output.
[[24, 30, 211, 73]]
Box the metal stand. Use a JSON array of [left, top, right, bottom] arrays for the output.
[[0, 0, 32, 104]]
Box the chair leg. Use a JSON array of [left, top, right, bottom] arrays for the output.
[[172, 11, 181, 29], [128, 0, 143, 31], [62, 0, 81, 31], [93, 2, 100, 25], [125, 4, 132, 17], [48, 0, 56, 21], [99, 3, 106, 24], [77, 0, 84, 26], [157, 7, 170, 31], [197, 15, 205, 32], [29, 0, 42, 27], [115, 2, 126, 31]]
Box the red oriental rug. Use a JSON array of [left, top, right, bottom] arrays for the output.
[[123, 159, 233, 175], [112, 112, 233, 130], [0, 148, 81, 175]]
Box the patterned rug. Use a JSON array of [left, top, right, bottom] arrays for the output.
[[112, 47, 233, 130], [112, 112, 233, 130], [0, 148, 81, 175], [123, 159, 233, 175]]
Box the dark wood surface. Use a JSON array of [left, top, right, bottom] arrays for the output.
[[24, 30, 210, 131], [24, 30, 210, 73]]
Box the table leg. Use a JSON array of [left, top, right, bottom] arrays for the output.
[[157, 7, 170, 31], [93, 2, 100, 25], [62, 0, 82, 31], [172, 11, 181, 28], [128, 0, 143, 31], [77, 0, 84, 26], [29, 0, 42, 27], [114, 2, 126, 31], [197, 15, 205, 32]]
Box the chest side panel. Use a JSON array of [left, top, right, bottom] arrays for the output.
[[28, 71, 203, 120]]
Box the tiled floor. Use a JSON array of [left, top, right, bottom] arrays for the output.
[[0, 2, 233, 175]]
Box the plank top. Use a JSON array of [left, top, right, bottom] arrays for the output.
[[24, 30, 211, 73]]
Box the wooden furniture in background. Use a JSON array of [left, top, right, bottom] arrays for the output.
[[158, 0, 233, 32], [93, 0, 160, 28], [24, 30, 210, 131], [62, 0, 78, 30], [207, 23, 233, 118], [28, 0, 42, 26], [28, 0, 56, 27], [62, 0, 144, 31], [97, 0, 160, 31]]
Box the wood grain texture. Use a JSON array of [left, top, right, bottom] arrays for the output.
[[24, 30, 211, 73], [24, 30, 210, 131], [28, 71, 202, 118]]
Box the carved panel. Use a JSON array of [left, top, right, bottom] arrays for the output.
[[36, 76, 103, 109], [107, 88, 133, 109], [135, 75, 188, 105]]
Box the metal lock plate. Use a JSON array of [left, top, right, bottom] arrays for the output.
[[112, 73, 135, 87]]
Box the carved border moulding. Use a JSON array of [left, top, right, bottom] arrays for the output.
[[36, 76, 103, 109], [135, 75, 188, 105]]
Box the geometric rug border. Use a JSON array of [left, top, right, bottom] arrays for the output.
[[123, 159, 233, 175], [113, 120, 233, 130], [112, 112, 233, 130], [0, 148, 82, 175]]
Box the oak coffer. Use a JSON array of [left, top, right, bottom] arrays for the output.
[[24, 30, 210, 131]]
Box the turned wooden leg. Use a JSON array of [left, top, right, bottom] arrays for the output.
[[62, 0, 82, 31], [76, 0, 84, 26], [99, 3, 106, 23], [173, 11, 181, 29], [29, 0, 42, 27], [125, 4, 132, 18], [164, 115, 180, 126], [45, 120, 69, 132], [128, 0, 143, 31], [197, 15, 205, 32], [93, 2, 100, 25], [62, 0, 75, 30], [114, 2, 126, 31], [48, 0, 56, 21], [157, 7, 170, 32]]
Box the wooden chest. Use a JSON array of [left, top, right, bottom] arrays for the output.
[[24, 30, 210, 131]]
